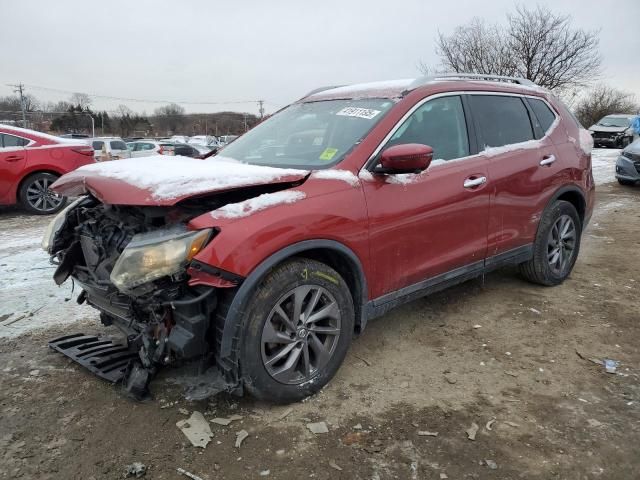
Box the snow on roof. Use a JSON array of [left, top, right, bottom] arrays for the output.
[[73, 155, 309, 200], [307, 79, 415, 100], [211, 190, 306, 219], [0, 124, 86, 145]]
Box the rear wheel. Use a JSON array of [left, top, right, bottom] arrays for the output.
[[19, 172, 67, 215], [239, 258, 354, 403], [520, 200, 581, 286]]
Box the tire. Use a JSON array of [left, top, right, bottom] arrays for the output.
[[19, 172, 67, 215], [238, 258, 354, 403], [520, 200, 582, 286]]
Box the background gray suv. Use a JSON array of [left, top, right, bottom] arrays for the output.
[[616, 138, 640, 185]]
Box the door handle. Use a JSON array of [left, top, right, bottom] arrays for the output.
[[463, 176, 487, 188], [540, 155, 556, 166], [5, 155, 23, 162]]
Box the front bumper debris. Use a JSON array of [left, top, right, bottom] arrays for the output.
[[49, 333, 137, 383]]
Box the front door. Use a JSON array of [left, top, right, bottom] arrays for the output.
[[0, 133, 29, 199], [362, 95, 491, 300]]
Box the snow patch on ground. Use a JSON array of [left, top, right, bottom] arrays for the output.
[[311, 169, 360, 186], [73, 156, 308, 200], [211, 191, 306, 219], [591, 148, 621, 185], [0, 214, 93, 338]]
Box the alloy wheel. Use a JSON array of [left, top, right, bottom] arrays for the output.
[[26, 177, 63, 213], [547, 214, 576, 275], [261, 285, 341, 385]]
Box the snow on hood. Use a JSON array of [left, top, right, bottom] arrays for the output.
[[51, 156, 309, 206], [211, 190, 306, 219]]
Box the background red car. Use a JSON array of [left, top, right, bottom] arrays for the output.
[[0, 125, 94, 214]]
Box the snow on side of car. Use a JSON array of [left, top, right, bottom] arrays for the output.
[[211, 191, 306, 219], [73, 156, 309, 200], [310, 169, 360, 186]]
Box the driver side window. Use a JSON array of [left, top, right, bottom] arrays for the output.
[[388, 96, 470, 161]]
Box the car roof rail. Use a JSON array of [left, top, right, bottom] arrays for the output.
[[407, 73, 537, 90], [300, 85, 345, 98]]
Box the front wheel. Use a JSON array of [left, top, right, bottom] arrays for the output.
[[239, 258, 354, 403], [520, 200, 582, 286], [617, 178, 635, 186], [19, 172, 67, 215]]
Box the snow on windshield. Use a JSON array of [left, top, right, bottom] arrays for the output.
[[73, 156, 308, 200]]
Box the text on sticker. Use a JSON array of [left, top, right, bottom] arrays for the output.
[[336, 107, 381, 120]]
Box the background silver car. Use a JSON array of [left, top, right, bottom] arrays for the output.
[[615, 138, 640, 185]]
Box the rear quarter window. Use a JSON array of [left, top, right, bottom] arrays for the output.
[[92, 140, 105, 150], [470, 95, 534, 148], [0, 133, 30, 148], [529, 98, 557, 133]]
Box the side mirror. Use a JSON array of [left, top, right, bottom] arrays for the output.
[[377, 144, 433, 174]]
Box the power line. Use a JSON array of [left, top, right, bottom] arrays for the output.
[[19, 82, 263, 106]]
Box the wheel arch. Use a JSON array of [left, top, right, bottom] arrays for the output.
[[17, 169, 64, 197], [545, 184, 586, 226], [219, 239, 368, 359]]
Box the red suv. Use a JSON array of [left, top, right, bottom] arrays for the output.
[[45, 74, 594, 402], [0, 125, 94, 214]]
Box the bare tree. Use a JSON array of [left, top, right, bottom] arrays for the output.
[[430, 5, 601, 92], [574, 84, 638, 128], [153, 103, 186, 135], [70, 92, 92, 110], [433, 18, 518, 78]]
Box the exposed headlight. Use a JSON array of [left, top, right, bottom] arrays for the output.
[[41, 197, 85, 254], [110, 228, 212, 292]]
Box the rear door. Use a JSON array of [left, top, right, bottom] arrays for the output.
[[0, 133, 29, 198], [109, 140, 130, 159], [468, 94, 560, 257], [362, 94, 491, 299]]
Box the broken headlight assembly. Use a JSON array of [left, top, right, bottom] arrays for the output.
[[41, 197, 86, 254], [110, 227, 212, 292]]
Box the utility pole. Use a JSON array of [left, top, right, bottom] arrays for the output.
[[243, 113, 248, 132], [9, 83, 27, 127], [258, 100, 265, 120]]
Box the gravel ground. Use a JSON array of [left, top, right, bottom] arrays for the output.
[[1, 152, 639, 479]]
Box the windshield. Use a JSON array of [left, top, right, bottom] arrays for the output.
[[219, 99, 395, 168], [597, 116, 632, 128]]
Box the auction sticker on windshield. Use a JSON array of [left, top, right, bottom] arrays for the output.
[[319, 148, 339, 161], [336, 107, 381, 120]]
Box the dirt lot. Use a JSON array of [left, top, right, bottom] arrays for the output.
[[1, 181, 640, 480]]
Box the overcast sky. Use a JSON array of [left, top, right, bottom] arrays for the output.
[[1, 0, 638, 115]]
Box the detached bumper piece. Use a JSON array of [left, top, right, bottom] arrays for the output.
[[48, 333, 138, 383]]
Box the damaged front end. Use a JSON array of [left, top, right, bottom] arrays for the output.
[[45, 196, 238, 400]]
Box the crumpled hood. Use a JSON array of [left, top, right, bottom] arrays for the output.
[[589, 125, 628, 133], [51, 155, 310, 206]]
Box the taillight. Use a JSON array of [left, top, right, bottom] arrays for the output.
[[158, 146, 164, 155], [71, 146, 94, 156]]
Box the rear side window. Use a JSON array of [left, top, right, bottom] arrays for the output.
[[110, 140, 127, 150], [529, 98, 557, 133], [470, 95, 534, 148], [92, 140, 104, 150], [0, 133, 30, 148]]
